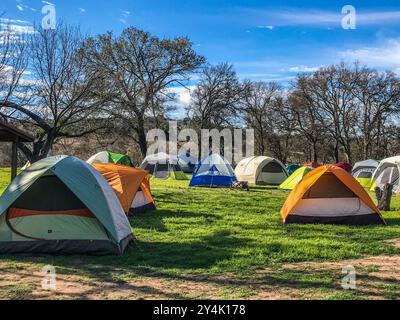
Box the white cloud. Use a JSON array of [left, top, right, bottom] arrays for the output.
[[168, 86, 193, 106], [16, 5, 24, 11], [245, 8, 400, 27], [0, 23, 35, 34], [42, 1, 54, 5], [258, 25, 274, 30], [339, 39, 400, 72], [79, 8, 86, 13], [288, 65, 322, 73]]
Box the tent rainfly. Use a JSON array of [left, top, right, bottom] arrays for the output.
[[87, 151, 133, 167], [286, 164, 300, 176], [140, 152, 187, 180], [279, 166, 313, 190], [93, 163, 156, 215], [235, 156, 288, 185], [281, 165, 385, 225], [352, 159, 379, 188], [190, 153, 237, 188], [0, 156, 133, 255]]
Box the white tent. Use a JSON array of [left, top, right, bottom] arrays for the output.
[[371, 156, 400, 193], [235, 156, 288, 185], [140, 152, 187, 180], [352, 159, 379, 188]]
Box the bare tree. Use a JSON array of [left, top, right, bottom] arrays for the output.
[[352, 68, 400, 159], [187, 63, 244, 130], [0, 23, 104, 162], [83, 27, 205, 157], [0, 18, 29, 109]]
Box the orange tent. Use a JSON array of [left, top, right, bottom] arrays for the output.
[[92, 163, 155, 215], [281, 165, 385, 225]]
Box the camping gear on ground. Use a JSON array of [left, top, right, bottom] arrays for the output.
[[281, 165, 385, 225], [231, 181, 249, 191], [177, 152, 198, 173], [279, 166, 313, 190], [335, 162, 353, 173], [140, 152, 188, 180], [234, 156, 288, 185], [286, 164, 300, 176], [370, 156, 400, 193], [190, 153, 237, 188], [92, 163, 156, 215], [0, 155, 133, 255], [87, 151, 133, 167], [352, 159, 379, 188]]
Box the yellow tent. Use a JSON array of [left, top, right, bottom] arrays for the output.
[[279, 166, 313, 190]]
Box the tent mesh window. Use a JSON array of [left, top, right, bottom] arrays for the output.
[[357, 171, 373, 179], [155, 163, 169, 179], [303, 173, 356, 199], [262, 161, 284, 173]]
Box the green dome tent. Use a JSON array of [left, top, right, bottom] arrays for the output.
[[87, 151, 133, 167], [0, 155, 133, 255]]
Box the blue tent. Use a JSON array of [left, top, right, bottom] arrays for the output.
[[189, 153, 237, 188]]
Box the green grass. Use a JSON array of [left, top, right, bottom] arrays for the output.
[[0, 168, 399, 299]]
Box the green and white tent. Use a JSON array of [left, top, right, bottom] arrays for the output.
[[0, 155, 133, 255], [87, 151, 133, 167]]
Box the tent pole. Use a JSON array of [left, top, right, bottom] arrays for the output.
[[11, 138, 18, 181]]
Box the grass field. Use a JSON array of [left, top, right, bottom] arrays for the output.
[[0, 167, 399, 299]]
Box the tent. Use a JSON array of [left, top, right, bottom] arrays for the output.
[[190, 153, 237, 188], [286, 164, 300, 176], [92, 163, 156, 215], [370, 156, 400, 193], [281, 165, 385, 225], [178, 152, 198, 173], [87, 151, 133, 167], [234, 156, 288, 185], [335, 162, 353, 173], [0, 156, 133, 255], [140, 152, 187, 180], [304, 162, 321, 168], [279, 166, 313, 190], [352, 159, 379, 188]]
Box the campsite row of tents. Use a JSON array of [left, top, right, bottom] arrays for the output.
[[0, 150, 394, 256]]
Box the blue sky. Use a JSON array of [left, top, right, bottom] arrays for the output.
[[2, 0, 400, 109]]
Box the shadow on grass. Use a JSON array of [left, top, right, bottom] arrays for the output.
[[130, 209, 223, 232]]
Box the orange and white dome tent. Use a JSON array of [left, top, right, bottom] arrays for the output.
[[281, 165, 385, 225], [92, 163, 156, 215]]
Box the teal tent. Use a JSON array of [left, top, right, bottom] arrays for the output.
[[0, 155, 133, 255]]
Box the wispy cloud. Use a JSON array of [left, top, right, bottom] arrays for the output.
[[244, 8, 400, 27], [42, 1, 54, 6], [15, 0, 37, 12], [79, 8, 86, 14], [288, 65, 322, 73], [339, 39, 400, 72], [257, 25, 274, 30], [119, 9, 131, 25]]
